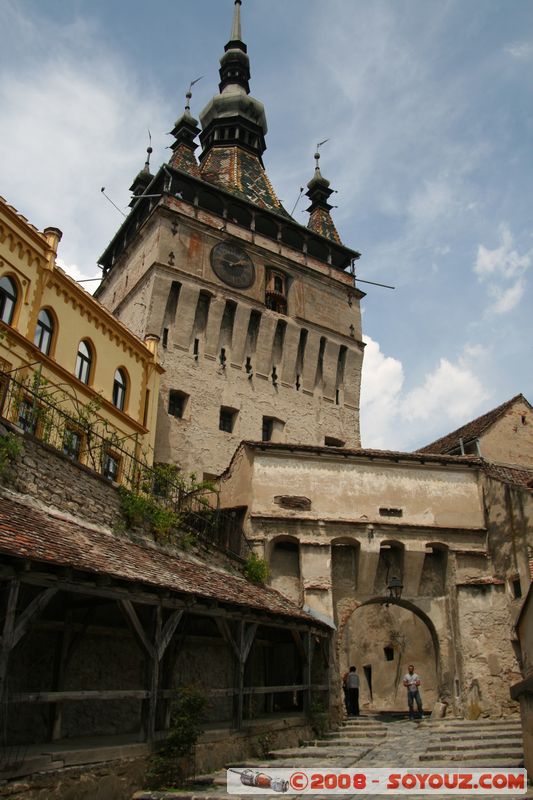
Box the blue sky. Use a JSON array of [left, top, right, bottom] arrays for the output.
[[1, 0, 531, 451]]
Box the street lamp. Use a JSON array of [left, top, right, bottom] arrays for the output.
[[387, 576, 403, 601]]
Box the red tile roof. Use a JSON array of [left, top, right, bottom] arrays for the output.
[[417, 394, 531, 455], [483, 462, 533, 489], [235, 441, 481, 468], [0, 494, 315, 623]]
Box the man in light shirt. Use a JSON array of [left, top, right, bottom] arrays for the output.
[[403, 664, 423, 719]]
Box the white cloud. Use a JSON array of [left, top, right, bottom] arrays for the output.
[[400, 357, 488, 424], [505, 42, 533, 60], [474, 224, 531, 315], [360, 337, 489, 450], [486, 278, 525, 315], [475, 224, 530, 280]]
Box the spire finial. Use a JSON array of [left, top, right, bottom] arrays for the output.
[[315, 139, 329, 174], [185, 76, 203, 112], [231, 0, 243, 41], [143, 130, 153, 173]]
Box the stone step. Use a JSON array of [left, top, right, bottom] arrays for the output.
[[269, 746, 372, 759], [416, 758, 525, 770], [327, 730, 387, 740], [425, 738, 522, 753], [304, 738, 385, 748], [430, 733, 523, 744], [420, 749, 524, 763], [420, 719, 522, 727]]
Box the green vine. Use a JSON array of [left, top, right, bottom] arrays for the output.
[[118, 464, 216, 544], [0, 431, 23, 479], [145, 686, 206, 789], [243, 553, 270, 585]]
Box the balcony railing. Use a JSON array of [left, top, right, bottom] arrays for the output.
[[0, 370, 249, 558]]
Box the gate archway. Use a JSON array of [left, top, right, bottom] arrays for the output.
[[339, 598, 441, 713]]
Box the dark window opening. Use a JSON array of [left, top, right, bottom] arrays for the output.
[[18, 398, 38, 435], [75, 340, 92, 385], [112, 368, 127, 411], [379, 507, 403, 518], [103, 452, 120, 482], [325, 436, 345, 447], [512, 578, 522, 599], [168, 390, 188, 419], [0, 276, 17, 325], [162, 328, 169, 349], [219, 347, 227, 367], [245, 310, 262, 355], [314, 337, 326, 388], [363, 665, 372, 701], [193, 338, 200, 359], [219, 406, 237, 433], [384, 646, 394, 662], [219, 300, 237, 351], [34, 309, 54, 355], [63, 428, 82, 461], [262, 417, 274, 442]]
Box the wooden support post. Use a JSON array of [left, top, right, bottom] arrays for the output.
[[119, 599, 183, 743], [304, 631, 313, 715], [0, 580, 20, 702], [0, 581, 57, 703], [216, 618, 256, 730]]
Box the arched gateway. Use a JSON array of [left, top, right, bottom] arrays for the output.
[[338, 598, 442, 712]]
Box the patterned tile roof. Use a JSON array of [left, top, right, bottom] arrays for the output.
[[169, 145, 200, 177], [308, 207, 341, 244], [0, 493, 316, 623], [417, 394, 531, 455], [200, 146, 291, 218]]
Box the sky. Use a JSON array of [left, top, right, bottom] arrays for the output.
[[0, 0, 531, 451]]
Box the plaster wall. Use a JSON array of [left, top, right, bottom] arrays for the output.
[[456, 584, 521, 717], [248, 453, 484, 529], [483, 474, 533, 599], [479, 399, 533, 467]]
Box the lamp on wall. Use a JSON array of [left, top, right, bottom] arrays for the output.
[[387, 576, 403, 601]]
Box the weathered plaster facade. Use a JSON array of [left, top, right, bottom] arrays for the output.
[[220, 443, 526, 716]]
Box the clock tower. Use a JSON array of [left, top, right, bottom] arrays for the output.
[[95, 0, 365, 478]]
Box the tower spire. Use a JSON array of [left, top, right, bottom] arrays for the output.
[[306, 143, 341, 243], [231, 0, 243, 43], [129, 142, 153, 207]]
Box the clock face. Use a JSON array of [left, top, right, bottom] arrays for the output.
[[210, 242, 255, 289]]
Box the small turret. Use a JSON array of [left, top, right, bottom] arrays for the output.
[[306, 145, 341, 243], [169, 83, 202, 176], [129, 146, 153, 207]]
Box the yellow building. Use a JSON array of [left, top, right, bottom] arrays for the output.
[[0, 195, 163, 482]]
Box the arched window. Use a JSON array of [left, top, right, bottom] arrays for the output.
[[0, 276, 17, 325], [75, 340, 92, 384], [34, 309, 54, 355], [112, 368, 127, 411]]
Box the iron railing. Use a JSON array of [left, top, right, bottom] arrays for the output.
[[0, 370, 250, 558]]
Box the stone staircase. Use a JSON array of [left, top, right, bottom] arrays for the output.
[[417, 717, 525, 768], [133, 714, 527, 799]]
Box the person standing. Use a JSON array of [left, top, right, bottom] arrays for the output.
[[403, 664, 423, 719], [345, 666, 360, 716]]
